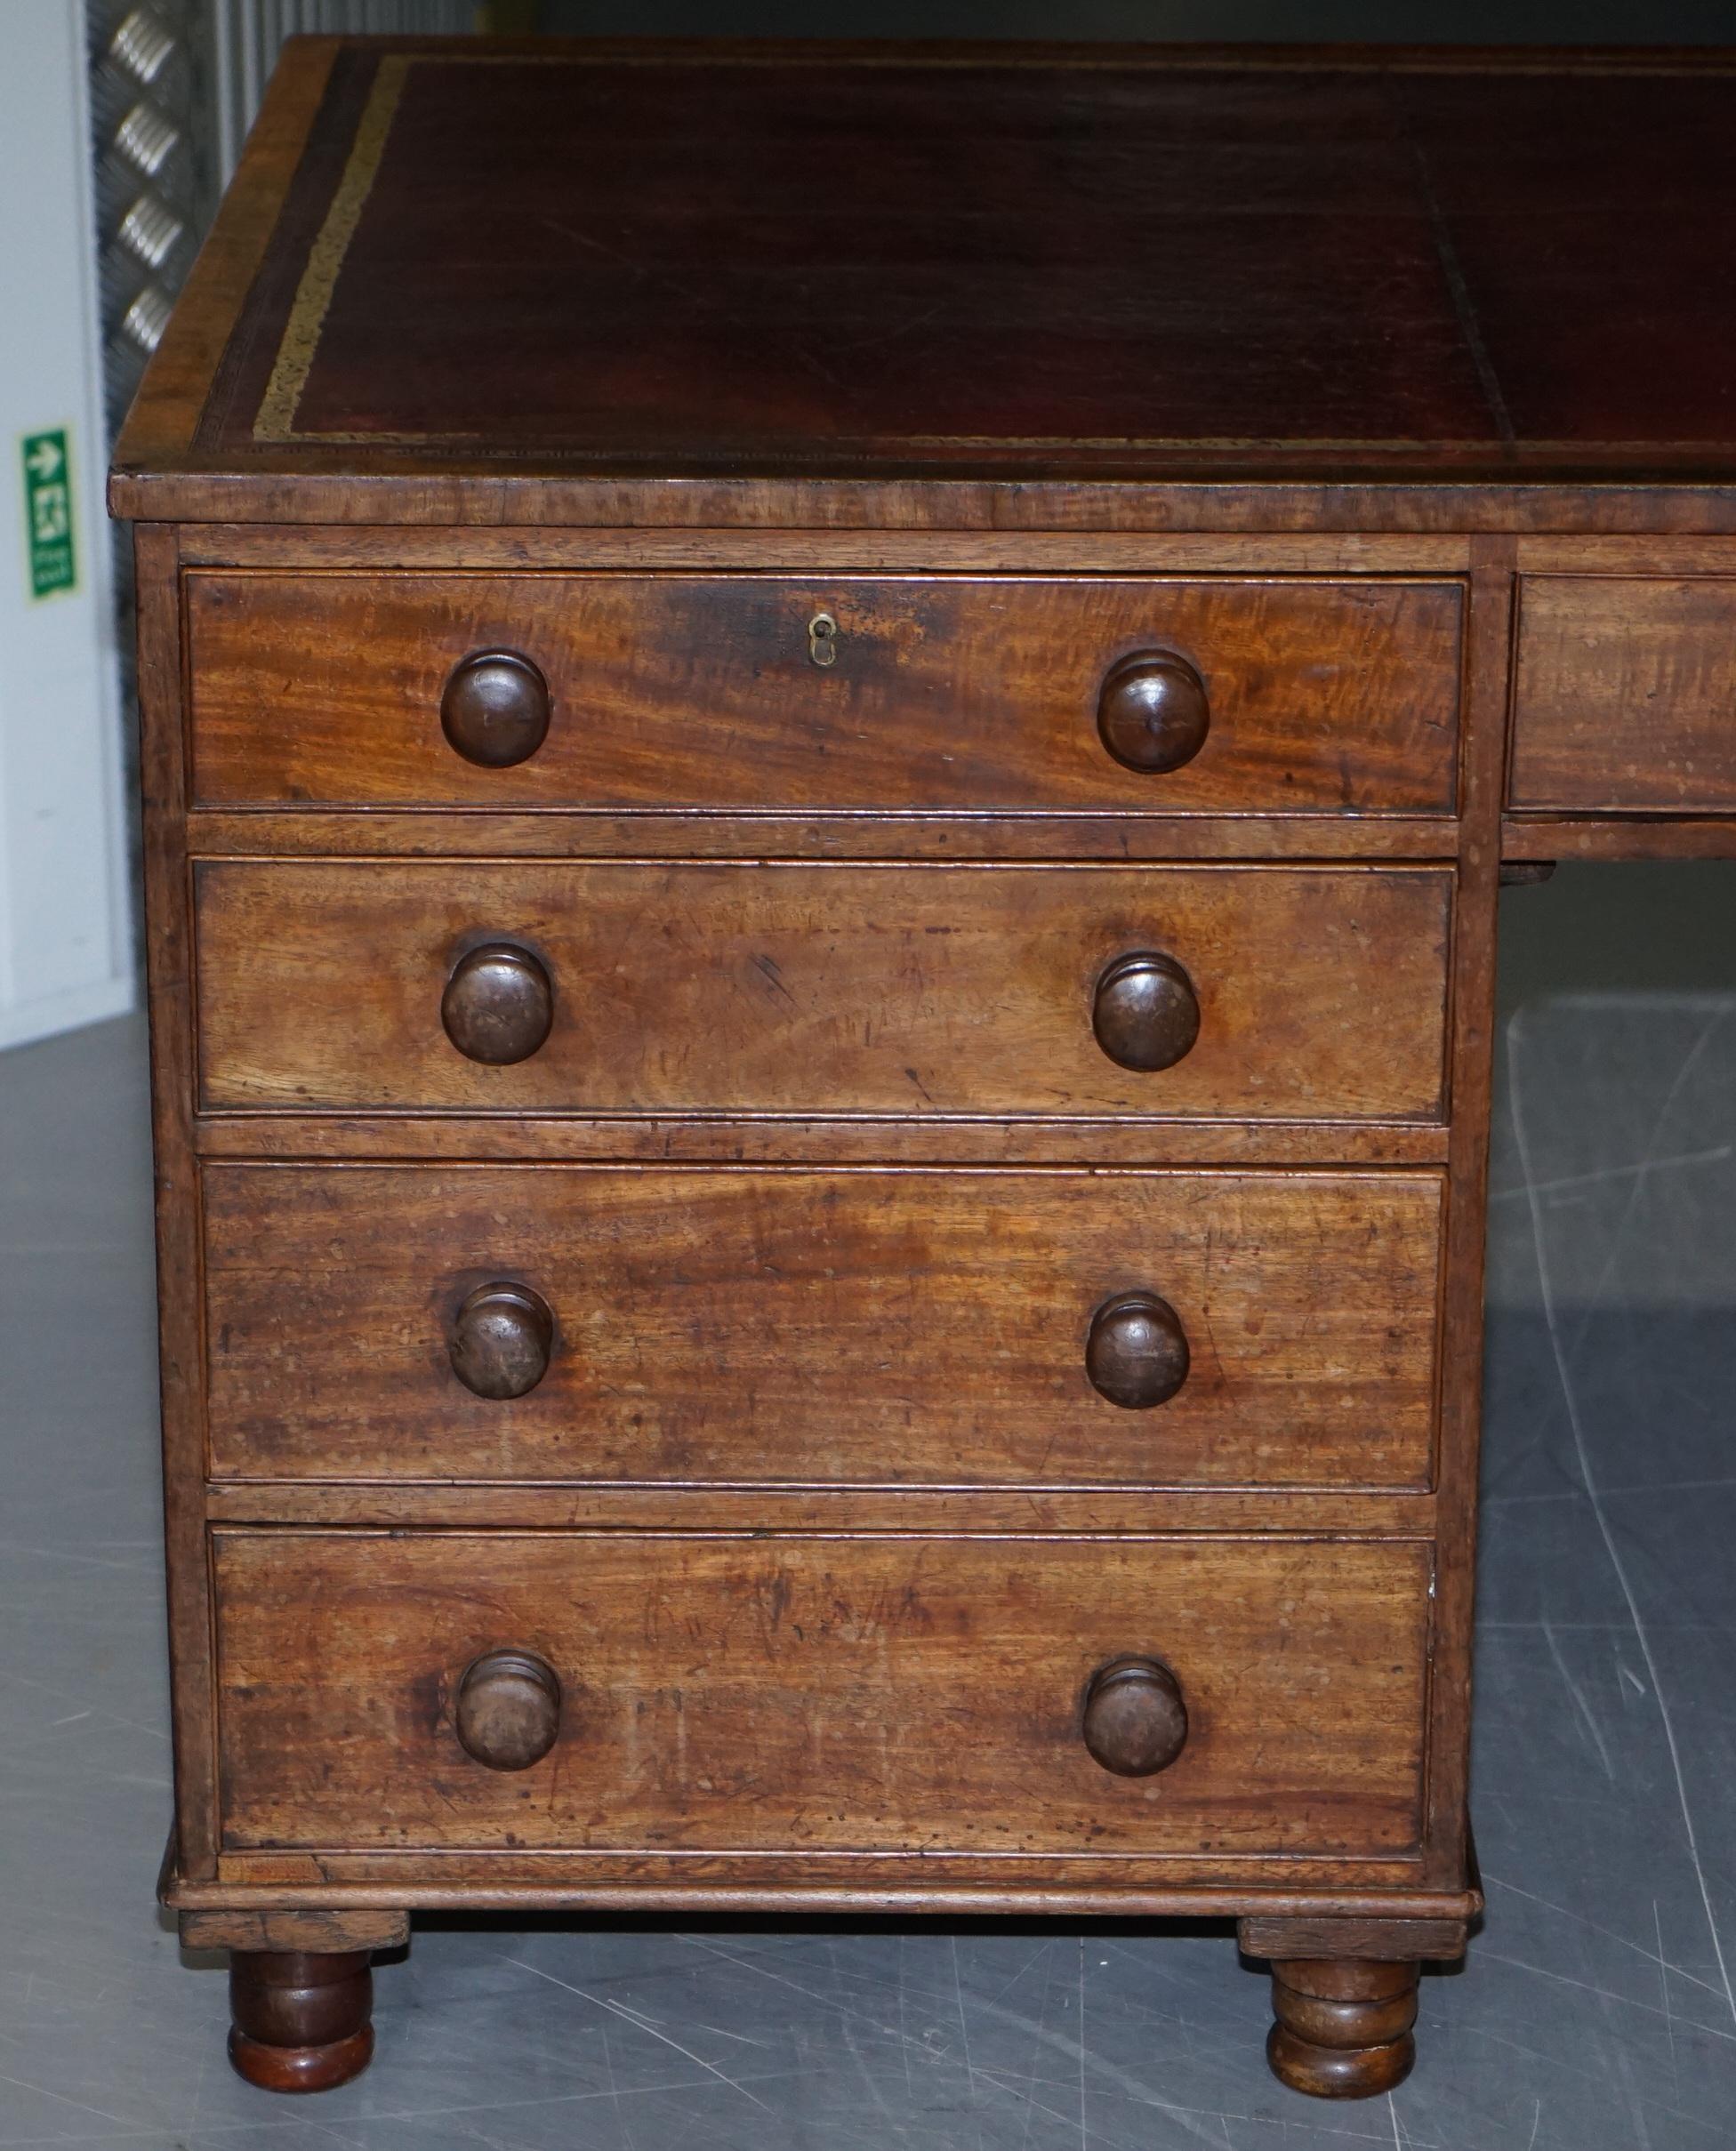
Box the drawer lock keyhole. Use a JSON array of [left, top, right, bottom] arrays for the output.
[[808, 611, 840, 667]]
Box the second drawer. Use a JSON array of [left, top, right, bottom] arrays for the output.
[[203, 1164, 1444, 1488], [194, 861, 1453, 1122]]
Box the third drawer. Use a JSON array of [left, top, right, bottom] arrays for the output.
[[202, 1163, 1444, 1488]]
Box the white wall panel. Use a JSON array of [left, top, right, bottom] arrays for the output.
[[0, 2, 134, 1051]]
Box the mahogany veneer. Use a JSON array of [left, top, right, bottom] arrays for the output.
[[192, 859, 1452, 1120], [114, 35, 1736, 2105], [184, 570, 1464, 812], [213, 1531, 1431, 1859], [1511, 577, 1736, 813], [199, 1163, 1446, 1489]]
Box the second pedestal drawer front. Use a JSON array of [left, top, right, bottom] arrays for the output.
[[213, 1530, 1432, 1858], [202, 1165, 1444, 1489], [184, 571, 1463, 813], [194, 862, 1452, 1122]]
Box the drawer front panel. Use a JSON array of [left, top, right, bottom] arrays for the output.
[[194, 862, 1452, 1122], [213, 1531, 1431, 1858], [185, 572, 1462, 814], [203, 1165, 1444, 1489], [1511, 576, 1736, 812]]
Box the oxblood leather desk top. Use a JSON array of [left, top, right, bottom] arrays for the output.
[[115, 41, 1736, 493], [113, 38, 1736, 2107]]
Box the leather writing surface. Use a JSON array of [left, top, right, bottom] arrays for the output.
[[197, 47, 1736, 480]]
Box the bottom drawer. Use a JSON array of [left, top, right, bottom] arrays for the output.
[[213, 1531, 1430, 1860]]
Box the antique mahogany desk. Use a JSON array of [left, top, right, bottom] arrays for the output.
[[111, 39, 1736, 2101]]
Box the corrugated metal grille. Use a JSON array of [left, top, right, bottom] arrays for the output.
[[90, 2, 206, 434], [91, 3, 477, 433], [213, 1, 479, 179]]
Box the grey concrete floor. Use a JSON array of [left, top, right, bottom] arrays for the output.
[[4, 866, 1735, 2147]]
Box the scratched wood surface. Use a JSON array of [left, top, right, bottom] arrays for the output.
[[192, 860, 1453, 1122], [212, 1530, 1432, 1859], [184, 570, 1463, 814], [200, 1163, 1444, 1489], [1510, 576, 1736, 814]]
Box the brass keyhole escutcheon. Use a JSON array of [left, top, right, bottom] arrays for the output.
[[808, 611, 840, 667]]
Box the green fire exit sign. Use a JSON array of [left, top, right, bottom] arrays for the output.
[[21, 429, 76, 598]]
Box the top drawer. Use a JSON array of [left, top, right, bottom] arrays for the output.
[[184, 573, 1463, 815], [1511, 576, 1736, 813]]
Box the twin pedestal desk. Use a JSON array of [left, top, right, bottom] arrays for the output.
[[110, 38, 1736, 2100]]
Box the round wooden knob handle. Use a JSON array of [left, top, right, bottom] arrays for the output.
[[1097, 652, 1210, 774], [440, 650, 551, 767], [1081, 1656, 1188, 1777], [1086, 1291, 1190, 1409], [1092, 951, 1200, 1072], [454, 1648, 561, 1770], [449, 1282, 553, 1400], [441, 943, 553, 1065]]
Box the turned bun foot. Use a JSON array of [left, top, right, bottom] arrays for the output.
[[229, 1950, 375, 2092], [1266, 1958, 1419, 2099]]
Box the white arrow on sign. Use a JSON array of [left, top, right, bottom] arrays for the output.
[[26, 439, 65, 482]]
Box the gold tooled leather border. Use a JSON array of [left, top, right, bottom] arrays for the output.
[[248, 45, 1736, 453], [254, 53, 409, 443]]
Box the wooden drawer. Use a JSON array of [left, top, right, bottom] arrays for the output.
[[184, 572, 1463, 814], [202, 1164, 1444, 1489], [194, 862, 1452, 1122], [213, 1530, 1431, 1858], [1511, 576, 1736, 812]]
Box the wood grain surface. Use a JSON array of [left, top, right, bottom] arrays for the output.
[[1239, 1913, 1467, 1962], [133, 526, 224, 1884], [1510, 575, 1736, 812], [177, 1906, 410, 1954], [190, 1110, 1451, 1169], [193, 861, 1452, 1122], [212, 1530, 1432, 1859], [199, 1482, 1435, 1538], [200, 1163, 1444, 1489], [1415, 536, 1513, 1889], [184, 571, 1462, 814]]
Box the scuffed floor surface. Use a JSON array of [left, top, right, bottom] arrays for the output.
[[4, 872, 1734, 2147]]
